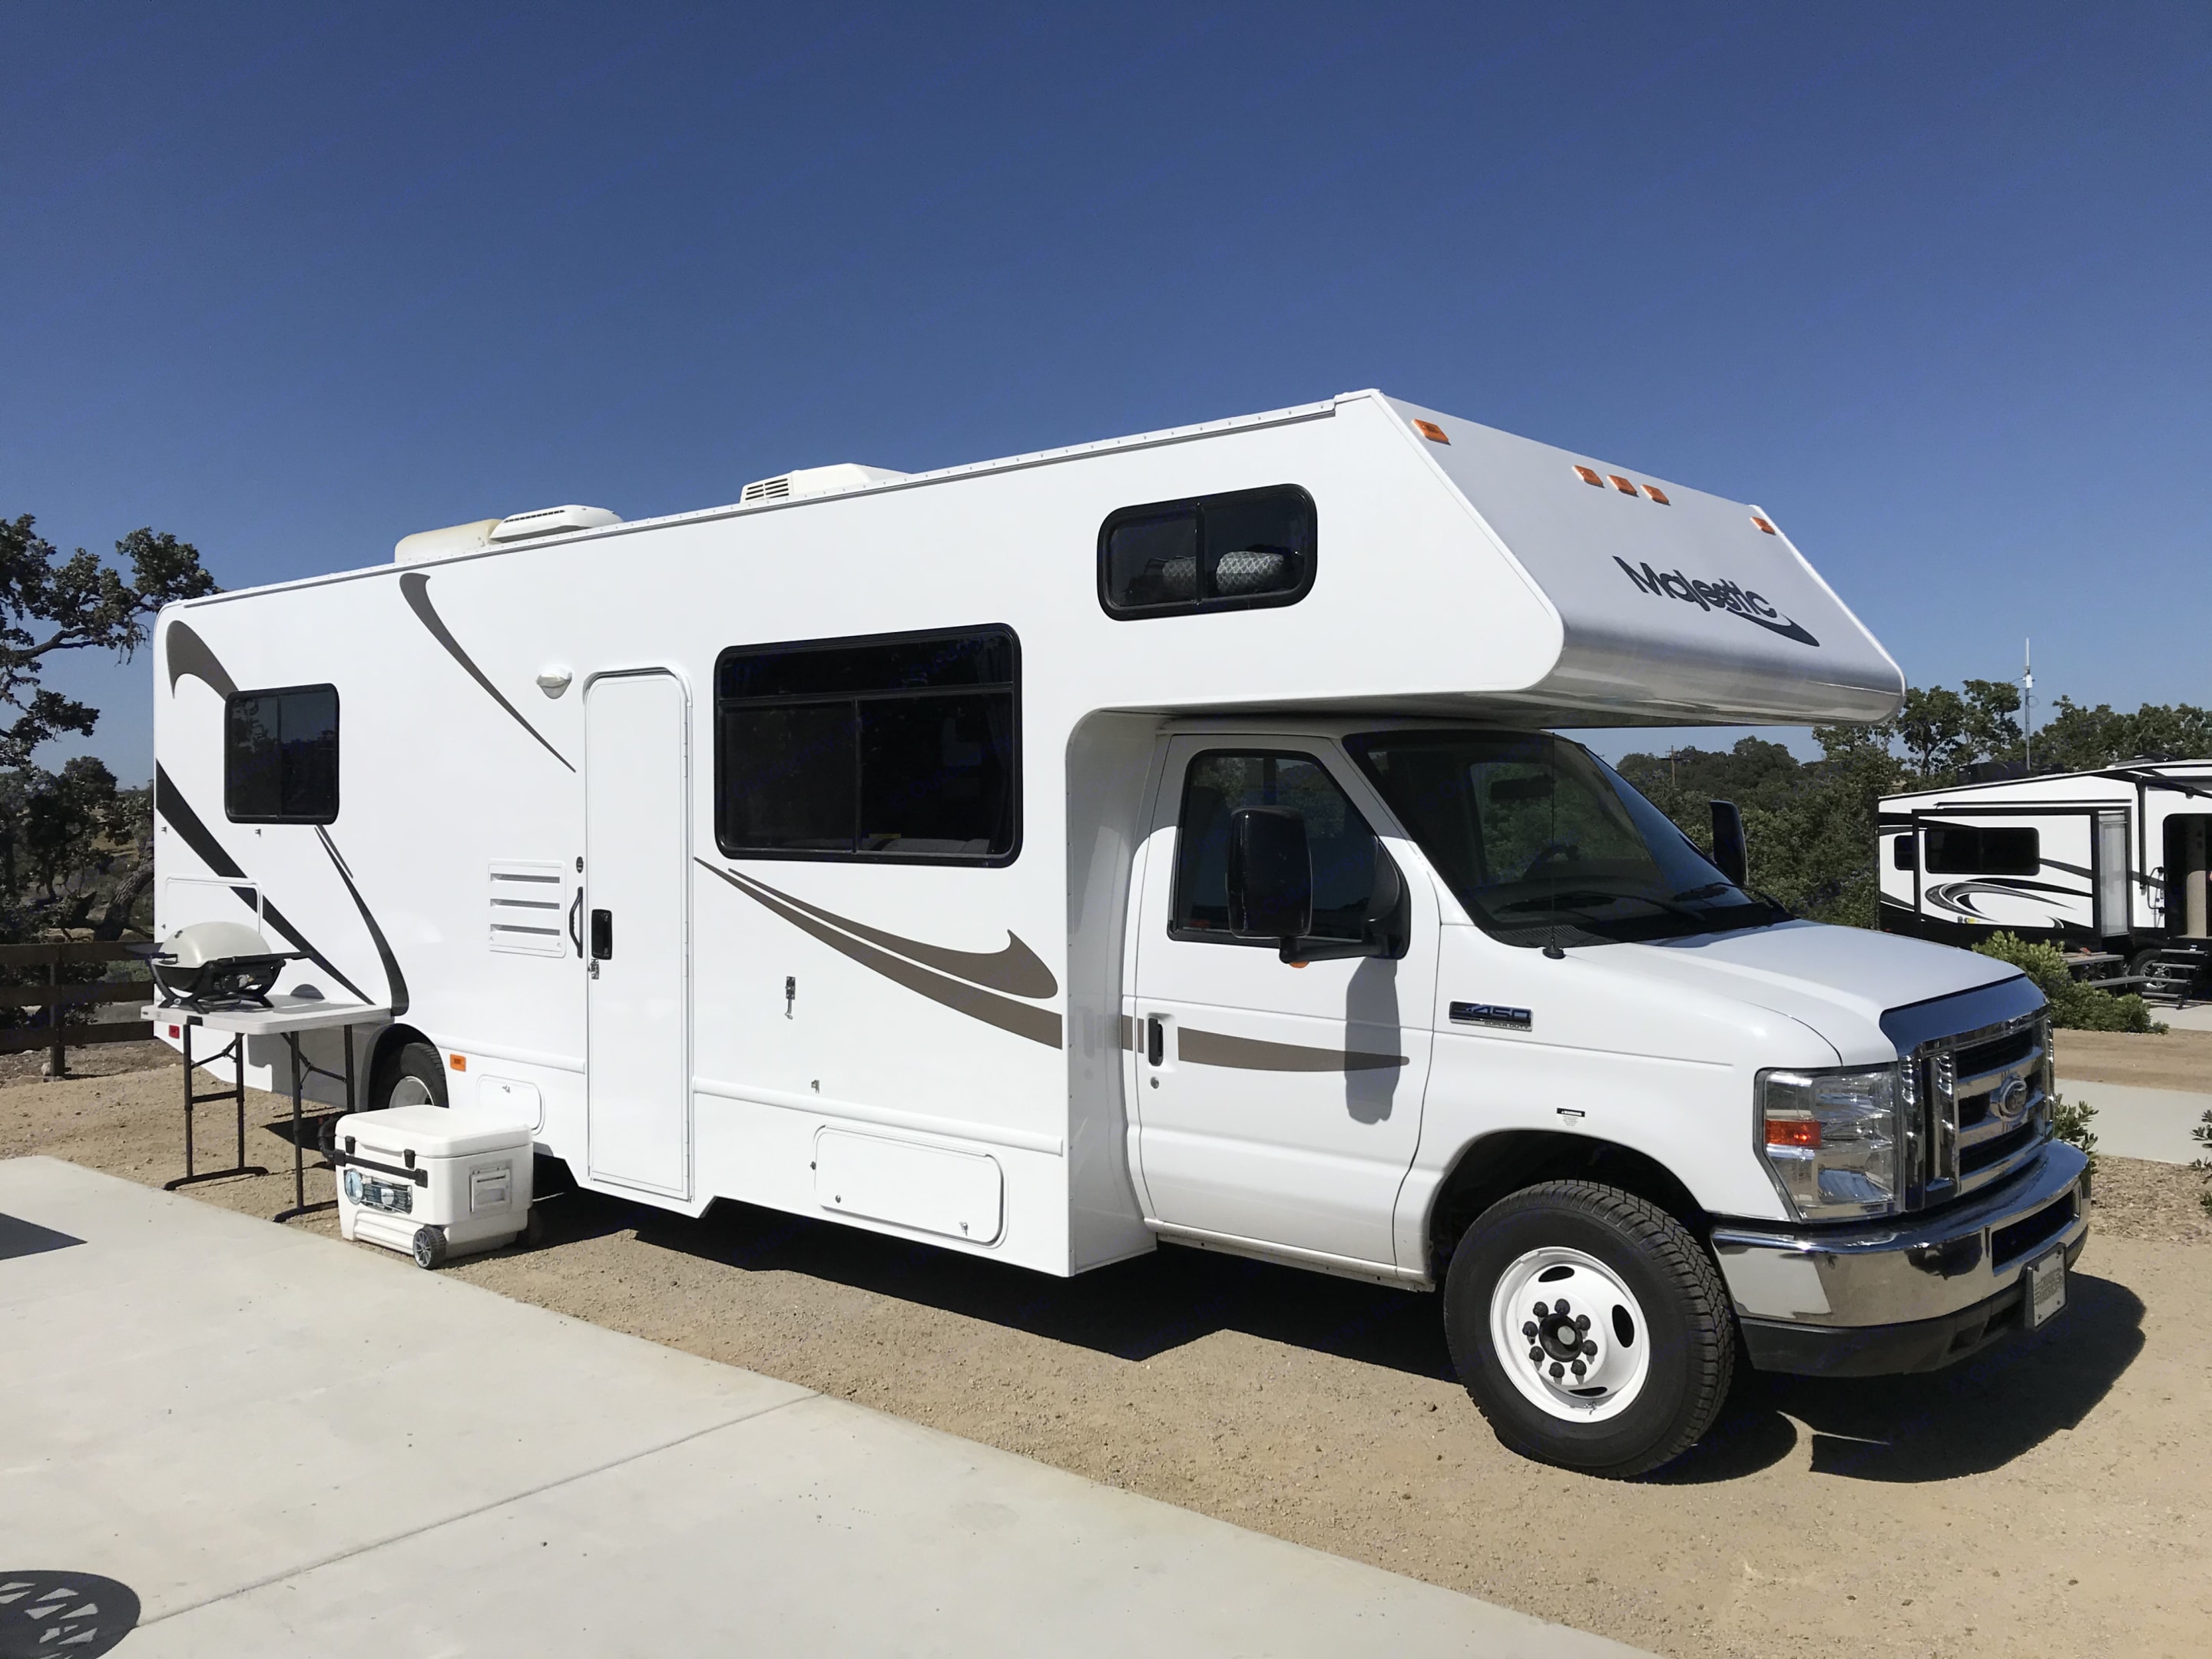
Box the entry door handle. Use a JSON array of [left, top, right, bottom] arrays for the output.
[[1146, 1017, 1164, 1066], [568, 890, 584, 958], [590, 909, 614, 961]]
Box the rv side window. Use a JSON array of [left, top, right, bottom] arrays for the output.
[[1099, 485, 1316, 618], [1892, 834, 1916, 871], [714, 626, 1018, 864], [1171, 751, 1385, 942], [224, 685, 339, 824], [1923, 824, 2038, 876]]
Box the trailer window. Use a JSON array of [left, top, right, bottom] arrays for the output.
[[1891, 834, 1916, 871], [1171, 751, 1388, 942], [224, 685, 339, 824], [1924, 825, 2039, 876], [715, 626, 1018, 863], [1100, 485, 1315, 618]]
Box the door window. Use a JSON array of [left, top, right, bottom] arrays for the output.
[[1171, 751, 1386, 943]]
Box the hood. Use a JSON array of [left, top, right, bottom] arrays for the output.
[[1609, 920, 2028, 1064]]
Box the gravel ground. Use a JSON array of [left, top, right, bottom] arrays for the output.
[[2055, 1025, 2212, 1093], [5, 1045, 2208, 1659]]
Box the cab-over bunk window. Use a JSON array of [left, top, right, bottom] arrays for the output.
[[714, 626, 1019, 864], [224, 685, 339, 823], [1098, 484, 1315, 618]]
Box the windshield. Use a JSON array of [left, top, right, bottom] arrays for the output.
[[1346, 729, 1781, 946]]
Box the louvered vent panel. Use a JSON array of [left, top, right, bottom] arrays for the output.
[[740, 475, 792, 503], [489, 861, 568, 956]]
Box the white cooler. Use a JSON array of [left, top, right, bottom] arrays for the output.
[[333, 1104, 535, 1268]]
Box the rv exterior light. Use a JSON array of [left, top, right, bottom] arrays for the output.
[[1751, 515, 1778, 535], [1572, 465, 1604, 486], [1641, 484, 1671, 505], [1608, 475, 1637, 495], [536, 667, 574, 698], [1412, 419, 1450, 444]]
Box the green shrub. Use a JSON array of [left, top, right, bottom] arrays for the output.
[[2050, 1091, 2098, 1177], [2194, 1109, 2210, 1217], [1971, 932, 2162, 1033]]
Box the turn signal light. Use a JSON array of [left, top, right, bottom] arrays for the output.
[[1765, 1117, 1821, 1149], [1608, 474, 1637, 495], [1641, 484, 1670, 505], [1412, 419, 1450, 444], [1573, 465, 1603, 485], [449, 1053, 467, 1071]]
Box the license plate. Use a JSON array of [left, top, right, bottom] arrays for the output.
[[2025, 1245, 2066, 1329]]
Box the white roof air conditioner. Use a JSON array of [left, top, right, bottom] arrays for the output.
[[740, 464, 907, 505]]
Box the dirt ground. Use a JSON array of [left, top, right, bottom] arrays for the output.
[[2055, 1024, 2212, 1094], [5, 1044, 2207, 1659]]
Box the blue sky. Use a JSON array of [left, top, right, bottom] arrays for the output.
[[7, 2, 2207, 781]]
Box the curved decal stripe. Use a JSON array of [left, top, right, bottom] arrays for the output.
[[1925, 877, 2085, 922], [151, 766, 371, 1005], [731, 871, 1058, 999], [699, 861, 1061, 1049], [316, 828, 409, 1018], [1178, 1027, 1407, 1074], [164, 620, 237, 700], [398, 572, 574, 772]]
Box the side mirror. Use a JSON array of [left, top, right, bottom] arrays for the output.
[[1227, 806, 1313, 942], [1710, 800, 1749, 889]]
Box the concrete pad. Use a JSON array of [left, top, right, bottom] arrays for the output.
[[0, 1159, 1646, 1657], [2153, 1002, 2212, 1033], [2050, 1080, 2210, 1164]]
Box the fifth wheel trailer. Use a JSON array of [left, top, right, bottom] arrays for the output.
[[1879, 761, 2212, 992], [148, 389, 2088, 1476]]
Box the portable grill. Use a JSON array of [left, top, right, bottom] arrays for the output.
[[138, 920, 302, 1012]]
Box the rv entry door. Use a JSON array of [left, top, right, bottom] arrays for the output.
[[584, 671, 691, 1197], [1131, 737, 1436, 1269]]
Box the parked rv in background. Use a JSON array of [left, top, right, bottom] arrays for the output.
[[1879, 761, 2212, 998]]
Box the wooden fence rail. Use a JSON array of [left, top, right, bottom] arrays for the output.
[[0, 939, 156, 1071]]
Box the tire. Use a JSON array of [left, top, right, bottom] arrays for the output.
[[370, 1038, 448, 1112], [1442, 1181, 1734, 1479], [411, 1225, 448, 1270]]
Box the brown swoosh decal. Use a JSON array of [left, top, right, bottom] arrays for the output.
[[733, 871, 1057, 999], [1179, 1027, 1407, 1073], [699, 862, 1061, 1049], [399, 571, 575, 772], [164, 620, 237, 700]]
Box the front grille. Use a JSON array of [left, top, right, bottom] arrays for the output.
[[1961, 1118, 2039, 1177], [1899, 1004, 2051, 1210], [1991, 1191, 2075, 1267]]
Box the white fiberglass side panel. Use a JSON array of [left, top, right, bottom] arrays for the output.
[[584, 671, 691, 1197], [1912, 810, 2094, 934], [1381, 395, 1904, 725]]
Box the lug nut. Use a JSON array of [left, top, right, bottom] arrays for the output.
[[1553, 1299, 1570, 1316], [1582, 1340, 1598, 1358], [1528, 1346, 1541, 1363], [1573, 1314, 1590, 1331], [1522, 1320, 1538, 1339], [1571, 1359, 1587, 1378], [1548, 1362, 1565, 1379], [1532, 1301, 1549, 1318]]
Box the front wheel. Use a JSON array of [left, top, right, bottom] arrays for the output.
[[1443, 1181, 1734, 1479]]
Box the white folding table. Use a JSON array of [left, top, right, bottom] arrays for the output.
[[144, 996, 391, 1223]]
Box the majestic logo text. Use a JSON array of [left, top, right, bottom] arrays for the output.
[[1613, 558, 1820, 647]]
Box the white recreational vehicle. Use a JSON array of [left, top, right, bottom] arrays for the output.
[[150, 390, 2087, 1476], [1879, 763, 2212, 993]]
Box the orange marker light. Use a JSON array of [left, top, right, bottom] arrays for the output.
[[449, 1053, 467, 1071], [1765, 1118, 1820, 1149], [1641, 484, 1671, 505], [1412, 419, 1450, 444], [1751, 515, 1778, 535], [1608, 475, 1637, 495], [1572, 465, 1604, 485]]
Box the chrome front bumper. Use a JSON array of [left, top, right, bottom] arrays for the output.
[[1711, 1141, 2088, 1336]]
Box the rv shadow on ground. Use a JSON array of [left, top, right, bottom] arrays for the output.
[[1651, 1269, 2146, 1485], [537, 1184, 1457, 1382]]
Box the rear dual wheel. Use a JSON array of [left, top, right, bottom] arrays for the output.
[[1443, 1181, 1734, 1479]]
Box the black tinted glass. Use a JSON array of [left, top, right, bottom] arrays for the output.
[[1101, 485, 1314, 617], [1174, 752, 1379, 941], [225, 686, 338, 823], [716, 627, 1018, 863], [1925, 825, 2038, 876]]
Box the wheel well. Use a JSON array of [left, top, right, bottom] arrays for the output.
[[1425, 1131, 1708, 1281], [365, 1023, 435, 1091]]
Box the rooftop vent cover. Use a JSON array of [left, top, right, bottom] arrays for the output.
[[488, 505, 622, 542], [740, 463, 907, 506]]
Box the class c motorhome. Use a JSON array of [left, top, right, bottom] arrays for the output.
[[150, 390, 2088, 1475]]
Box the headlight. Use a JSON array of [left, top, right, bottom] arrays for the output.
[[1757, 1064, 1901, 1220]]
